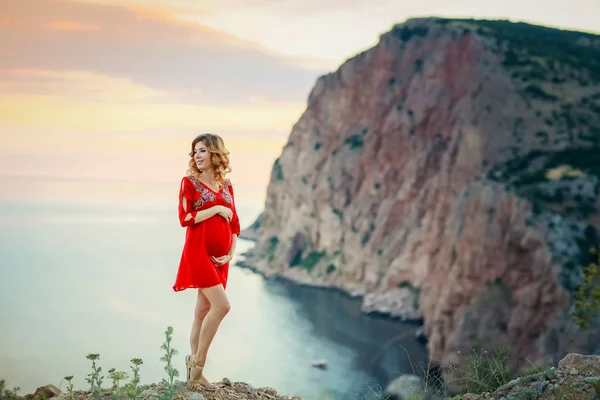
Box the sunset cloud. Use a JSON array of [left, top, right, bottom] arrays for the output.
[[0, 0, 315, 192], [2, 0, 599, 199], [0, 94, 304, 132], [0, 0, 329, 105], [0, 69, 171, 102], [75, 0, 280, 15], [46, 21, 100, 30]]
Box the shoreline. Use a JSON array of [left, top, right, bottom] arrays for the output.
[[234, 253, 426, 327]]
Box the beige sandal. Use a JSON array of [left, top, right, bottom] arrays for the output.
[[185, 355, 193, 383], [188, 363, 218, 392]]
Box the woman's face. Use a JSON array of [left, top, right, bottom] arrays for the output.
[[193, 141, 213, 171]]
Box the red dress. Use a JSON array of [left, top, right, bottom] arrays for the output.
[[173, 175, 241, 291]]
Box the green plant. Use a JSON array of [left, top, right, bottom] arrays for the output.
[[344, 134, 364, 149], [125, 358, 143, 399], [517, 388, 538, 399], [272, 157, 284, 180], [265, 236, 279, 262], [159, 326, 180, 400], [405, 394, 426, 400], [390, 345, 449, 399], [107, 368, 128, 400], [79, 354, 146, 400], [63, 375, 74, 400], [446, 346, 512, 395], [447, 19, 600, 83], [85, 353, 104, 400], [572, 246, 600, 328], [391, 24, 429, 42], [0, 380, 21, 400], [108, 368, 128, 391], [61, 328, 177, 400], [519, 364, 554, 378], [290, 250, 326, 272]]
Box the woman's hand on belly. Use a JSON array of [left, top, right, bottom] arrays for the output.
[[214, 205, 233, 222], [211, 254, 232, 266]]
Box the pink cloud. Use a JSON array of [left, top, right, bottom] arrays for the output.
[[46, 21, 100, 31], [0, 0, 328, 105]]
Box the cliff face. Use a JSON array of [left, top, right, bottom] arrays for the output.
[[242, 18, 600, 367]]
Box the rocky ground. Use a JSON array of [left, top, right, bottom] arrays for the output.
[[18, 353, 600, 400], [22, 379, 301, 400], [455, 353, 600, 400]]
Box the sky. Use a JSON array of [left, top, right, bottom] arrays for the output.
[[1, 0, 599, 207]]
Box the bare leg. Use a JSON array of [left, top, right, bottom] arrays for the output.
[[190, 284, 231, 387], [190, 290, 211, 355]]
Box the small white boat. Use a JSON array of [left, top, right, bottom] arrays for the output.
[[311, 359, 327, 370]]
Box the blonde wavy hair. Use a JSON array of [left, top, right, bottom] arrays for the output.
[[187, 133, 231, 184]]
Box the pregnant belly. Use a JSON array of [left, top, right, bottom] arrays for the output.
[[203, 216, 232, 257]]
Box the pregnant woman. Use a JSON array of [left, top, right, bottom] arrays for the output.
[[173, 133, 240, 391]]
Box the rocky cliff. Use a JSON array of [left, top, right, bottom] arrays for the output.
[[241, 18, 600, 369]]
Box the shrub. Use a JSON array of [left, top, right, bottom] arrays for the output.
[[345, 134, 364, 149], [446, 346, 512, 395], [572, 246, 600, 329], [3, 327, 180, 400]]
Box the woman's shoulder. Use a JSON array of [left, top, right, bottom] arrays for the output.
[[181, 175, 201, 190], [223, 178, 235, 190], [182, 174, 199, 182], [223, 179, 238, 201]]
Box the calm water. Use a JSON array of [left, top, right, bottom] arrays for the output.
[[0, 200, 427, 400]]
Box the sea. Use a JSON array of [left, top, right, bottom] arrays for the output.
[[0, 180, 427, 400]]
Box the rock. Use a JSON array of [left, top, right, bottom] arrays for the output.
[[243, 16, 600, 368], [221, 377, 232, 387], [183, 392, 206, 400], [138, 388, 159, 399], [415, 325, 429, 345], [239, 213, 262, 241], [233, 382, 258, 397], [384, 374, 424, 400], [558, 354, 600, 377], [361, 288, 422, 320], [24, 385, 61, 400], [257, 387, 279, 396]]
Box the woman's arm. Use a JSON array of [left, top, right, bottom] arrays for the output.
[[228, 234, 238, 257], [227, 181, 240, 256], [190, 207, 219, 225], [228, 182, 241, 235]]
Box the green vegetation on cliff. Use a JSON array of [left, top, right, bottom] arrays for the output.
[[457, 19, 600, 84], [440, 19, 600, 317]]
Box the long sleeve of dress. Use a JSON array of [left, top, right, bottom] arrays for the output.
[[228, 183, 241, 236], [178, 177, 198, 227]]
